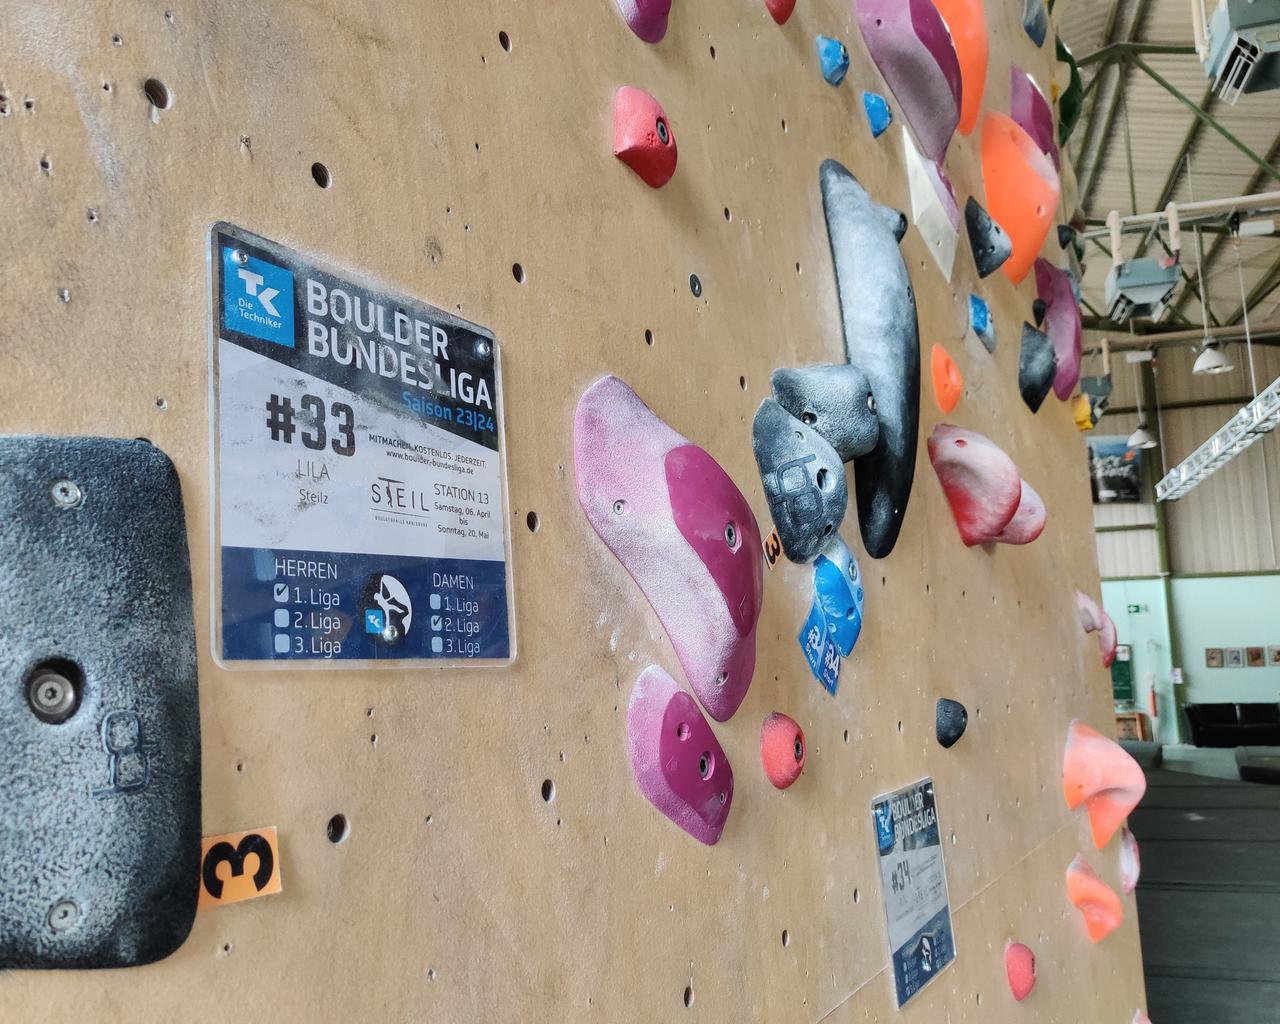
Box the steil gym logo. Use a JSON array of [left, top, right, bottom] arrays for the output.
[[221, 246, 296, 347]]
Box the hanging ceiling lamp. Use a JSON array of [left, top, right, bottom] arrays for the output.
[[1193, 341, 1234, 375], [1127, 421, 1158, 449]]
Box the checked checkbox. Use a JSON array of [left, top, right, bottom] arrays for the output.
[[273, 583, 289, 603], [430, 615, 443, 631]]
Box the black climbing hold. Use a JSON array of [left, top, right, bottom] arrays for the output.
[[771, 364, 880, 463], [1057, 225, 1076, 249], [964, 197, 1012, 280], [936, 698, 968, 748], [1032, 297, 1047, 328], [1019, 322, 1058, 414]]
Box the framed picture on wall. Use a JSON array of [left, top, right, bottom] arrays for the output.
[[1269, 646, 1280, 666], [1247, 647, 1265, 667], [1087, 436, 1144, 503], [1225, 647, 1245, 668], [1205, 648, 1224, 668]]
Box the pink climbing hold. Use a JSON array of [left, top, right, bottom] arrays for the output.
[[764, 0, 796, 25], [761, 712, 806, 789], [994, 479, 1046, 545], [1035, 259, 1082, 401], [613, 86, 678, 189], [627, 665, 733, 845], [1119, 827, 1141, 893], [1098, 609, 1118, 668], [1076, 591, 1119, 667], [1004, 941, 1036, 1001], [1133, 1011, 1153, 1024], [575, 376, 762, 721], [1010, 65, 1061, 169], [1063, 719, 1147, 849], [612, 0, 672, 43], [927, 424, 1022, 546], [1066, 854, 1124, 943]]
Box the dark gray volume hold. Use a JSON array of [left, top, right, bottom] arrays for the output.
[[820, 158, 920, 559], [964, 197, 1013, 279], [936, 698, 968, 749], [752, 399, 848, 564], [0, 437, 200, 969], [1019, 322, 1058, 413], [771, 364, 880, 463]]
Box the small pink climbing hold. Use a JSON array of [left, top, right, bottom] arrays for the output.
[[1063, 719, 1147, 849], [612, 0, 672, 43], [764, 0, 796, 24], [613, 86, 678, 189], [1119, 827, 1141, 893], [1133, 1011, 1153, 1024], [1075, 591, 1119, 668], [994, 479, 1046, 545], [1066, 854, 1123, 943], [927, 424, 1022, 546], [761, 712, 806, 789], [1004, 941, 1036, 1001]]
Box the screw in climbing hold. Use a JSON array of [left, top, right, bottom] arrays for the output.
[[50, 479, 82, 509]]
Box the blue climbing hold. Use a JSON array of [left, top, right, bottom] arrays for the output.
[[863, 92, 893, 138], [970, 294, 996, 353], [813, 537, 864, 657], [816, 35, 850, 87]]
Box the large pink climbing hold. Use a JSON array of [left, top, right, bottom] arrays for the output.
[[764, 0, 796, 24], [1066, 855, 1123, 943], [1076, 591, 1118, 667], [927, 424, 1021, 546], [994, 479, 1046, 545], [613, 86, 678, 189], [1063, 719, 1147, 849], [1035, 259, 1082, 401], [575, 376, 763, 721], [1119, 827, 1141, 893], [612, 0, 672, 43], [760, 712, 806, 789], [627, 665, 733, 845], [1004, 941, 1036, 1001]]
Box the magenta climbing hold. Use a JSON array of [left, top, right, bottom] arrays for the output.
[[1035, 259, 1083, 401], [575, 376, 763, 721], [613, 86, 677, 189], [761, 712, 806, 789], [1063, 719, 1147, 849], [1119, 826, 1141, 893], [1076, 591, 1119, 668], [927, 424, 1021, 546], [994, 479, 1046, 546], [1010, 66, 1060, 169], [1005, 941, 1036, 1000], [612, 0, 672, 43], [764, 0, 796, 25], [855, 0, 962, 162], [627, 665, 733, 845]]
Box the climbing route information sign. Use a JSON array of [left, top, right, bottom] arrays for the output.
[[871, 778, 956, 1007], [208, 223, 513, 668]]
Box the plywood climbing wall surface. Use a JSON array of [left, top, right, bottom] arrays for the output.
[[0, 1, 1147, 1020]]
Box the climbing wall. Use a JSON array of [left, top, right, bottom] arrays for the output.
[[0, 1, 1147, 1021]]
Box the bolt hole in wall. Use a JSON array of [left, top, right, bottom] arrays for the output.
[[143, 77, 171, 110], [541, 779, 555, 802], [512, 262, 525, 283], [644, 328, 654, 347], [498, 30, 511, 51], [311, 162, 332, 189], [683, 985, 694, 1008], [526, 511, 539, 533], [326, 813, 349, 844]]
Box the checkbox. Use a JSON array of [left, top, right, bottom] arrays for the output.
[[273, 633, 290, 654], [430, 615, 443, 631], [273, 583, 289, 603], [431, 636, 443, 654], [429, 594, 441, 610], [273, 608, 289, 628]]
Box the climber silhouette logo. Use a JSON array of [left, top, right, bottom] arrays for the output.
[[362, 572, 412, 641]]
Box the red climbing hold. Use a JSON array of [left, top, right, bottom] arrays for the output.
[[1004, 941, 1036, 1001], [1119, 826, 1141, 893], [1066, 855, 1123, 942], [1063, 719, 1147, 849], [613, 86, 678, 189], [764, 0, 796, 24], [927, 424, 1021, 546], [761, 712, 806, 789], [994, 479, 1046, 545]]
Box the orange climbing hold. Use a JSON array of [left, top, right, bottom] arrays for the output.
[[933, 0, 988, 135], [1004, 941, 1036, 1001], [1063, 719, 1147, 849], [1066, 854, 1123, 943], [980, 112, 1059, 285], [930, 344, 963, 413]]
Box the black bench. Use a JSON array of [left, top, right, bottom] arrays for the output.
[[1185, 703, 1280, 748]]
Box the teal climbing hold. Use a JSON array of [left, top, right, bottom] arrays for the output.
[[816, 35, 850, 87], [863, 92, 892, 137]]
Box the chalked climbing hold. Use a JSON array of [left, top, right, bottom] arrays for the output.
[[820, 159, 920, 559], [1066, 855, 1123, 942], [1019, 322, 1058, 413], [903, 128, 961, 279], [964, 197, 1012, 279], [613, 86, 678, 188], [1005, 941, 1036, 1001], [1010, 66, 1060, 168], [813, 535, 864, 656], [761, 712, 806, 789], [855, 0, 962, 162], [764, 0, 796, 25], [1035, 258, 1082, 401], [575, 376, 762, 721], [936, 698, 968, 748], [816, 35, 850, 86], [1119, 827, 1141, 894], [613, 0, 672, 43], [932, 0, 988, 135], [1064, 719, 1147, 849], [771, 364, 880, 463], [753, 399, 848, 564], [927, 424, 1021, 546], [863, 92, 893, 137], [981, 113, 1060, 284], [1076, 591, 1119, 668], [931, 344, 963, 414], [1023, 0, 1049, 47], [627, 665, 733, 844], [969, 294, 996, 352], [995, 479, 1046, 545]]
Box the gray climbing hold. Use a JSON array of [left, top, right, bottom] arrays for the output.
[[936, 698, 968, 749], [1019, 322, 1058, 413], [771, 364, 880, 463], [965, 197, 1012, 279], [1023, 0, 1048, 47], [752, 398, 848, 564]]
